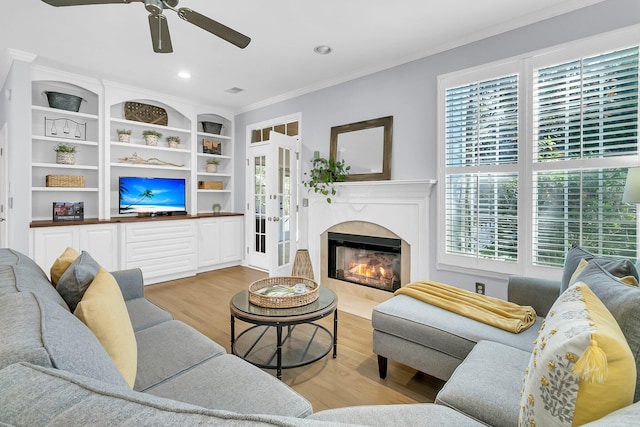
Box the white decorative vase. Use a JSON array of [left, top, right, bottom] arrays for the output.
[[56, 152, 75, 165], [168, 140, 179, 149], [118, 133, 131, 143], [144, 135, 159, 146], [206, 163, 217, 173]]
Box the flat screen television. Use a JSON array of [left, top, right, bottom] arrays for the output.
[[119, 176, 186, 215]]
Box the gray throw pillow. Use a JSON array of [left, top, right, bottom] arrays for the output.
[[574, 260, 640, 402], [56, 250, 100, 312], [561, 244, 638, 292]]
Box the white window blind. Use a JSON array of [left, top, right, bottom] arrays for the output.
[[444, 75, 519, 263], [440, 34, 639, 275], [532, 46, 639, 267]]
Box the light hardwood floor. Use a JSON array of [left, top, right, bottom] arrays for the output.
[[144, 266, 444, 412]]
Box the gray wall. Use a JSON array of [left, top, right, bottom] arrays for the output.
[[236, 0, 639, 297]]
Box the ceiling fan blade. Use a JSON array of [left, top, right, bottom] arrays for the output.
[[148, 14, 173, 53], [41, 0, 137, 6], [177, 8, 251, 49]]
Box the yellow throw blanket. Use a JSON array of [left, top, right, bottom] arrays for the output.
[[394, 281, 536, 333]]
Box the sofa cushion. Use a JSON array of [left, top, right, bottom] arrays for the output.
[[0, 363, 341, 427], [310, 403, 484, 426], [0, 292, 128, 388], [144, 354, 314, 418], [519, 283, 635, 427], [372, 294, 541, 361], [57, 250, 101, 311], [134, 320, 226, 392], [561, 244, 638, 293], [50, 246, 79, 286], [435, 340, 531, 427], [126, 297, 174, 332], [74, 268, 137, 388], [0, 263, 69, 310], [574, 260, 640, 402]]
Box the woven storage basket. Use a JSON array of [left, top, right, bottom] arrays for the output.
[[248, 276, 319, 308], [46, 175, 85, 187]]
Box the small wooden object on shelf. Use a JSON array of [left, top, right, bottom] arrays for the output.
[[248, 276, 319, 308], [198, 181, 223, 190], [46, 175, 85, 187]]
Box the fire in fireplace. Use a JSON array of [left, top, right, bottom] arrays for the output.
[[328, 232, 401, 292]]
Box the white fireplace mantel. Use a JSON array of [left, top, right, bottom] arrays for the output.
[[307, 179, 436, 284]]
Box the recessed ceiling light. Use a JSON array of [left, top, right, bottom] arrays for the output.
[[178, 71, 191, 79], [225, 87, 244, 94], [313, 45, 332, 55]]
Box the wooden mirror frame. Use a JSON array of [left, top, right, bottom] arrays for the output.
[[330, 116, 392, 182]]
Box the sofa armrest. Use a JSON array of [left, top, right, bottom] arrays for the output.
[[111, 268, 144, 301], [507, 275, 560, 317]]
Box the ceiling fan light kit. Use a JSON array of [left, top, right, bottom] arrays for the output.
[[41, 0, 251, 53]]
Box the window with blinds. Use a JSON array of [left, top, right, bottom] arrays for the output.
[[444, 75, 519, 262], [440, 34, 639, 275], [533, 46, 639, 267]]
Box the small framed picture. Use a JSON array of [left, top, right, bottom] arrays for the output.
[[53, 202, 84, 222], [202, 138, 222, 155]]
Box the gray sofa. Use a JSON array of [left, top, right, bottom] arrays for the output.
[[0, 248, 483, 426], [372, 245, 640, 426]]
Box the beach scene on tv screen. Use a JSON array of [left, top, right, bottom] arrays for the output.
[[119, 177, 186, 214]]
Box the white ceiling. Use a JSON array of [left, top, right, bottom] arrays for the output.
[[2, 0, 605, 112]]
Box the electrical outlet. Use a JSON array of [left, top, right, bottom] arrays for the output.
[[475, 282, 485, 295]]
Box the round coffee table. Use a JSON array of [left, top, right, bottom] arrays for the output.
[[229, 286, 338, 380]]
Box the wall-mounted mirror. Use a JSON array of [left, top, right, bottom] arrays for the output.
[[330, 116, 392, 181]]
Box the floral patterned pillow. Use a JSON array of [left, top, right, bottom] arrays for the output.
[[519, 282, 635, 427]]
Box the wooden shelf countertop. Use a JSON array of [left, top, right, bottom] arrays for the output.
[[30, 212, 244, 228]]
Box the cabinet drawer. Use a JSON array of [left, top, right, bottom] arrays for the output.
[[126, 237, 194, 263], [125, 221, 194, 243], [126, 253, 195, 280]]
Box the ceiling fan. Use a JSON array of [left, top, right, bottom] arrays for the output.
[[41, 0, 251, 53]]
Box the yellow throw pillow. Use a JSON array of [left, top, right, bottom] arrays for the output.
[[568, 258, 589, 287], [518, 282, 636, 426], [74, 267, 137, 388], [50, 247, 79, 287]]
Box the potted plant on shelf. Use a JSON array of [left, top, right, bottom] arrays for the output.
[[166, 136, 180, 149], [142, 130, 162, 146], [54, 143, 77, 165], [302, 155, 350, 203], [206, 158, 220, 173], [117, 129, 132, 143]]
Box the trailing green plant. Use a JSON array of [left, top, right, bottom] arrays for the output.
[[166, 136, 180, 143], [302, 156, 350, 203], [206, 158, 220, 165], [117, 129, 132, 135], [53, 143, 77, 153], [142, 130, 162, 138]]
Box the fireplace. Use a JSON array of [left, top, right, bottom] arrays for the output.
[[328, 232, 401, 292]]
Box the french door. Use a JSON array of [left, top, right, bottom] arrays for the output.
[[246, 132, 298, 276]]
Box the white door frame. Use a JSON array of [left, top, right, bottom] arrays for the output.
[[0, 124, 8, 247]]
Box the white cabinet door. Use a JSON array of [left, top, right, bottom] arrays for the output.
[[31, 226, 80, 276], [198, 215, 243, 269], [32, 224, 119, 276], [79, 224, 118, 271], [198, 218, 222, 267], [220, 216, 243, 263]]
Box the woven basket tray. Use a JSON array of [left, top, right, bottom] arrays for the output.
[[46, 175, 85, 187], [124, 102, 168, 126], [248, 276, 319, 308]]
